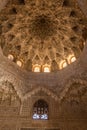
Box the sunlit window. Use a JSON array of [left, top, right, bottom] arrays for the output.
[[33, 100, 48, 120], [70, 56, 76, 63], [43, 64, 50, 72], [33, 64, 50, 72], [34, 67, 40, 72], [33, 64, 41, 72], [60, 60, 67, 69], [62, 61, 67, 68], [68, 55, 76, 64], [16, 60, 22, 67], [8, 54, 14, 61]]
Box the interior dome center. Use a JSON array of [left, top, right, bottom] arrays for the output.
[[39, 18, 46, 24], [29, 15, 57, 40]]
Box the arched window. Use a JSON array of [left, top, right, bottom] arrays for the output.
[[70, 56, 76, 63], [8, 54, 14, 61], [34, 66, 40, 72], [33, 64, 41, 72], [62, 61, 67, 68], [33, 99, 48, 120], [60, 60, 67, 69], [43, 64, 50, 72], [68, 55, 76, 64], [16, 60, 23, 67]]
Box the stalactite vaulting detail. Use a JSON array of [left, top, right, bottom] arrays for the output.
[[0, 0, 87, 71]]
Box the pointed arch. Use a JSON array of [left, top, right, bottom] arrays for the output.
[[23, 86, 58, 101]]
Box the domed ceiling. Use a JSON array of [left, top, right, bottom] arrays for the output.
[[0, 0, 87, 72]]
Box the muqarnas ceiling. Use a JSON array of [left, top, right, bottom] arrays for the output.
[[0, 0, 87, 72]]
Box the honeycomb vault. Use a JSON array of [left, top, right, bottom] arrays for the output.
[[0, 0, 87, 71]]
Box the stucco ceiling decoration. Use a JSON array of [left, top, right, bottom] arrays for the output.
[[29, 14, 57, 40], [0, 0, 87, 71], [59, 79, 87, 103]]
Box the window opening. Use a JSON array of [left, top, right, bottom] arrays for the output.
[[33, 100, 48, 120]]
